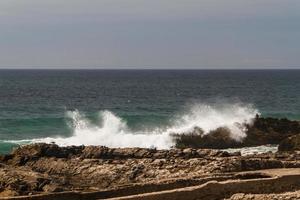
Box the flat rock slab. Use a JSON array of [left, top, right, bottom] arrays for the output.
[[256, 168, 300, 176], [104, 168, 300, 200], [2, 168, 300, 200]]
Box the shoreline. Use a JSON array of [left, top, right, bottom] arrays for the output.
[[1, 117, 300, 199], [1, 116, 300, 155], [1, 143, 300, 199]]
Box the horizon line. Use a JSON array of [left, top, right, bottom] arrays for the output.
[[0, 67, 299, 70]]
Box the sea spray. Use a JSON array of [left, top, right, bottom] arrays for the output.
[[3, 102, 259, 149], [166, 103, 258, 141]]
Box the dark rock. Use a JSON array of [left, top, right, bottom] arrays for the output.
[[12, 143, 84, 159], [0, 154, 13, 163], [278, 134, 300, 152], [173, 116, 300, 149], [133, 148, 152, 158], [240, 158, 283, 171], [112, 148, 134, 158], [173, 127, 241, 149], [243, 117, 300, 146], [153, 151, 168, 159], [81, 146, 108, 159], [7, 143, 84, 166], [182, 148, 195, 158], [229, 152, 242, 157], [36, 178, 51, 191], [129, 164, 145, 180]]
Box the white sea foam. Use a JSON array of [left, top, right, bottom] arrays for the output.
[[17, 102, 258, 149], [4, 102, 259, 150], [222, 145, 278, 156], [166, 103, 257, 141]]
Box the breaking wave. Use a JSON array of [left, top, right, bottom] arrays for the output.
[[4, 103, 259, 149]]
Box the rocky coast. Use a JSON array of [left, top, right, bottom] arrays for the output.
[[1, 117, 300, 200], [174, 115, 300, 149], [0, 142, 300, 200]]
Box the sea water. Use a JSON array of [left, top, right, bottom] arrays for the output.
[[0, 69, 299, 154]]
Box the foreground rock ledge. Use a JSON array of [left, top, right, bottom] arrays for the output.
[[1, 143, 300, 200]]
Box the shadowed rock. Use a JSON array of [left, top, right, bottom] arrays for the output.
[[278, 134, 300, 152], [173, 116, 300, 149]]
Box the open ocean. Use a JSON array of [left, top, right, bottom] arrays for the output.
[[0, 69, 299, 154]]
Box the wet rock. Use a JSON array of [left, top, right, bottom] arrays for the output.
[[278, 134, 300, 152], [229, 151, 242, 157], [81, 146, 108, 159], [8, 143, 84, 166], [174, 116, 300, 149], [240, 158, 283, 171], [112, 148, 135, 158], [133, 148, 152, 158], [4, 143, 236, 164]]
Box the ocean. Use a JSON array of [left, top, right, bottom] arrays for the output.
[[0, 69, 299, 154]]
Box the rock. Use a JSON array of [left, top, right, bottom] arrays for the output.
[[278, 134, 300, 152], [196, 149, 211, 157], [112, 148, 135, 158], [9, 143, 84, 166], [240, 158, 283, 171], [4, 143, 236, 164], [173, 116, 300, 149], [2, 144, 300, 198], [173, 127, 242, 149], [153, 151, 168, 159], [152, 159, 166, 167], [133, 148, 152, 158], [229, 151, 242, 157], [36, 178, 51, 191], [0, 154, 13, 163], [0, 189, 19, 197], [42, 184, 63, 193], [129, 164, 145, 180], [182, 148, 194, 158], [81, 146, 108, 159]]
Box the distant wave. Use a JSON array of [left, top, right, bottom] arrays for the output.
[[3, 102, 259, 149]]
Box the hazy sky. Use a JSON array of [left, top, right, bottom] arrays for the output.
[[0, 0, 300, 69]]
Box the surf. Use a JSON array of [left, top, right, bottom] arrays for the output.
[[3, 102, 258, 149]]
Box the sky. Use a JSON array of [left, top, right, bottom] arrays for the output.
[[0, 0, 300, 69]]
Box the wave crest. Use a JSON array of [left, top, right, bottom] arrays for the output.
[[4, 102, 259, 149]]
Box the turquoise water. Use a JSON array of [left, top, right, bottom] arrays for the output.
[[0, 69, 299, 154]]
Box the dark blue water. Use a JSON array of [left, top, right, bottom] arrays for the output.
[[0, 69, 299, 153]]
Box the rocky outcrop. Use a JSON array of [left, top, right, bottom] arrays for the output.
[[0, 144, 238, 197], [174, 127, 241, 149], [244, 116, 300, 146], [174, 116, 300, 149], [278, 134, 300, 152], [1, 144, 300, 198], [0, 143, 233, 166]]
